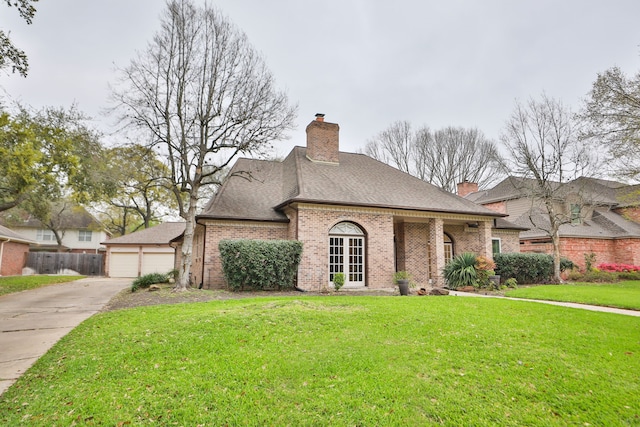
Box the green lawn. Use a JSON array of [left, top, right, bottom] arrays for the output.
[[1, 296, 638, 426], [505, 280, 640, 310], [0, 275, 85, 296]]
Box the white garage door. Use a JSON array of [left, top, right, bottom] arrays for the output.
[[141, 253, 175, 276], [109, 252, 139, 278]]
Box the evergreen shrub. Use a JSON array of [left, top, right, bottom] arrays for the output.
[[219, 239, 303, 291], [131, 272, 169, 292], [494, 253, 573, 285]]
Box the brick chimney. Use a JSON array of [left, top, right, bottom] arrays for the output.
[[306, 113, 339, 164], [457, 181, 479, 197]]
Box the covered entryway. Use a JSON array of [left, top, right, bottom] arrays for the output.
[[329, 222, 365, 287]]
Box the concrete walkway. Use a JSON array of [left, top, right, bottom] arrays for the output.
[[448, 290, 640, 317], [0, 277, 130, 396]]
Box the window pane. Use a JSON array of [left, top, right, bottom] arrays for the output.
[[492, 239, 501, 254]]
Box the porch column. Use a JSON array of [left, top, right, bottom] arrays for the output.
[[428, 218, 445, 287], [479, 220, 493, 260]]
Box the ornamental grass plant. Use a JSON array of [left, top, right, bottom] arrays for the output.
[[442, 252, 477, 289]]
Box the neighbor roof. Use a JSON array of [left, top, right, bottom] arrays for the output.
[[200, 147, 506, 221], [471, 176, 639, 207], [102, 222, 186, 245], [514, 208, 640, 240], [0, 224, 35, 244], [1, 204, 107, 231]]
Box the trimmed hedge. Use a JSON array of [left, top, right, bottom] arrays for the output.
[[494, 253, 574, 285], [219, 239, 303, 291]]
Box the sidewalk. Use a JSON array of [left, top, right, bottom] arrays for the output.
[[0, 277, 130, 395], [448, 290, 640, 317]]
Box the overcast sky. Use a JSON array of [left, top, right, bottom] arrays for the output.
[[1, 0, 639, 157]]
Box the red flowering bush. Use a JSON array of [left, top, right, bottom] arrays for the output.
[[597, 263, 640, 273]]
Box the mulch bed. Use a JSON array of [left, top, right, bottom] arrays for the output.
[[102, 283, 401, 311]]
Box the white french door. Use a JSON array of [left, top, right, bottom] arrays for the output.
[[329, 235, 365, 287]]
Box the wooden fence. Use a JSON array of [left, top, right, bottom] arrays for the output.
[[26, 252, 104, 276]]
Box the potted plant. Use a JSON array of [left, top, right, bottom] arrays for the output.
[[394, 271, 411, 295], [332, 272, 345, 291]]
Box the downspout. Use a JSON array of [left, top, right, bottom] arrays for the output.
[[197, 219, 206, 289], [0, 239, 6, 276]]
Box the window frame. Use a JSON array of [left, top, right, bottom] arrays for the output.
[[328, 222, 365, 287], [78, 230, 93, 242], [36, 229, 55, 242], [492, 238, 502, 255]]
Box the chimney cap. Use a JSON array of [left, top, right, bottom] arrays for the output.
[[315, 113, 325, 122]]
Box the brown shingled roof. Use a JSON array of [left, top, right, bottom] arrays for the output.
[[0, 224, 35, 244], [102, 222, 186, 245], [200, 147, 505, 221]]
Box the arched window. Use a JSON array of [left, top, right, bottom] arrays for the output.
[[444, 232, 454, 264], [329, 222, 365, 287]]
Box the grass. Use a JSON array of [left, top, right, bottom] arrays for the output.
[[1, 296, 638, 426], [505, 280, 640, 310], [0, 275, 85, 296]]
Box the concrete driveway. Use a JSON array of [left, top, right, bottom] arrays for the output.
[[0, 277, 130, 396]]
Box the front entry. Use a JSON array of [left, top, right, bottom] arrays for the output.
[[329, 222, 365, 287]]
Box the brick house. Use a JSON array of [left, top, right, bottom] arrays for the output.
[[0, 225, 34, 276], [465, 176, 640, 269], [192, 115, 524, 291]]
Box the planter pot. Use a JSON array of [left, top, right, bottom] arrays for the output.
[[489, 275, 501, 288], [397, 279, 410, 296]]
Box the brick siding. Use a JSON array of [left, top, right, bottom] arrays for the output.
[[400, 222, 431, 286], [520, 237, 640, 269], [482, 201, 507, 214], [492, 230, 521, 253], [0, 241, 29, 276], [296, 205, 395, 290], [614, 207, 640, 224], [196, 220, 288, 289], [196, 207, 518, 291], [305, 119, 340, 164]]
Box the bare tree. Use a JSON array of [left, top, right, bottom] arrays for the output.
[[500, 94, 595, 282], [362, 122, 503, 192], [578, 66, 640, 180], [112, 0, 296, 291], [362, 121, 414, 173]]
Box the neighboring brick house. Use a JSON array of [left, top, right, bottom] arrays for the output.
[[465, 176, 640, 269], [0, 225, 34, 276], [191, 114, 524, 291]]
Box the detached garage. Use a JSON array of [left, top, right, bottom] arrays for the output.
[[102, 222, 185, 278]]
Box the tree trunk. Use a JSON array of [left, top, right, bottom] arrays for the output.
[[551, 228, 562, 284], [175, 189, 199, 292]]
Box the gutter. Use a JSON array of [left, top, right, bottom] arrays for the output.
[[273, 198, 507, 218]]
